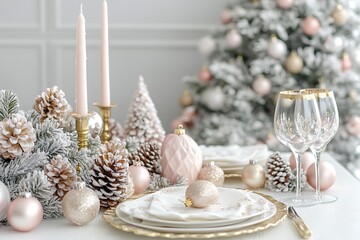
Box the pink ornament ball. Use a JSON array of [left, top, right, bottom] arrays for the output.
[[220, 9, 232, 24], [8, 193, 43, 232], [306, 161, 336, 191], [277, 0, 294, 9], [252, 76, 272, 96], [346, 116, 360, 136], [302, 17, 320, 36], [225, 30, 242, 49], [289, 152, 316, 172], [341, 54, 352, 72], [129, 164, 150, 194], [198, 68, 212, 83]]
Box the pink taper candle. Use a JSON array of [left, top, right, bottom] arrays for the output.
[[100, 0, 111, 106], [75, 4, 88, 115]]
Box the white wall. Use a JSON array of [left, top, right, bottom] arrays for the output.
[[0, 0, 228, 131]]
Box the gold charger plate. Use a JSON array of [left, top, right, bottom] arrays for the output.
[[102, 193, 287, 239]]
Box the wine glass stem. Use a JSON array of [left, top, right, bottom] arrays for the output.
[[313, 150, 321, 196], [294, 152, 302, 198]]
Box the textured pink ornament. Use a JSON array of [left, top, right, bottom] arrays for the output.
[[0, 181, 10, 221], [129, 162, 150, 194], [220, 9, 232, 24], [341, 54, 352, 72], [252, 76, 272, 96], [346, 116, 360, 136], [198, 67, 212, 83], [225, 30, 242, 49], [8, 193, 43, 232], [306, 161, 336, 191], [302, 17, 320, 36], [161, 125, 202, 184], [276, 0, 294, 9], [185, 180, 219, 208], [198, 161, 225, 187], [289, 152, 316, 172]]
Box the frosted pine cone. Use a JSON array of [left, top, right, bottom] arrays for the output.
[[0, 113, 36, 159], [265, 152, 293, 192], [90, 152, 131, 208], [109, 118, 123, 139], [100, 137, 128, 158], [34, 86, 70, 122], [129, 142, 161, 174], [44, 155, 76, 198]]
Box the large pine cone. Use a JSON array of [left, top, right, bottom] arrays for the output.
[[90, 152, 131, 208], [265, 152, 293, 192], [44, 155, 76, 198], [129, 142, 161, 174], [34, 86, 70, 122], [100, 137, 128, 158], [0, 113, 36, 159]]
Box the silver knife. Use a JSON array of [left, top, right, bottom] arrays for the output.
[[287, 206, 312, 239]]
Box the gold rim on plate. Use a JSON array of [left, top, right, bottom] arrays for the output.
[[102, 193, 287, 239]]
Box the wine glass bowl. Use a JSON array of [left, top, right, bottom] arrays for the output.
[[274, 90, 321, 206]]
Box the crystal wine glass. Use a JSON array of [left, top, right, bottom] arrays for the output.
[[302, 89, 339, 204], [274, 90, 321, 207]]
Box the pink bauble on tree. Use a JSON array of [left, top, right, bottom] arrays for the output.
[[306, 161, 336, 191], [346, 116, 360, 136], [341, 53, 352, 72], [302, 16, 320, 36], [198, 67, 212, 83], [220, 9, 232, 24], [276, 0, 294, 9], [252, 75, 272, 96], [225, 30, 242, 49], [289, 152, 316, 172], [161, 125, 202, 184]]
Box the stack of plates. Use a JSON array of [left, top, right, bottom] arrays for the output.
[[115, 187, 276, 234], [200, 144, 269, 173]]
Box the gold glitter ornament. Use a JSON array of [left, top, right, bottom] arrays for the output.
[[62, 181, 100, 226], [197, 161, 225, 187], [185, 180, 219, 208], [242, 160, 266, 189]]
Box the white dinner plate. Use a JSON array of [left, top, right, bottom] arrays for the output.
[[116, 201, 276, 234], [116, 187, 271, 228]]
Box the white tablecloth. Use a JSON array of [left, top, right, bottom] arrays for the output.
[[2, 153, 360, 240]]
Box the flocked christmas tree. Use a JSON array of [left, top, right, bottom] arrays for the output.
[[123, 76, 165, 146], [176, 0, 360, 178]]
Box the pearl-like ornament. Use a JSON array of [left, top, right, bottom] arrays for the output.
[[0, 180, 10, 221], [252, 75, 272, 96], [225, 30, 242, 49], [129, 161, 151, 194], [201, 87, 226, 111], [198, 36, 216, 56], [276, 0, 294, 9], [241, 160, 265, 189], [185, 180, 219, 208], [324, 36, 343, 53], [306, 161, 336, 191], [302, 16, 320, 36], [285, 51, 304, 74], [198, 161, 225, 187], [332, 4, 348, 25], [267, 37, 287, 59], [62, 181, 100, 225], [7, 193, 43, 232]]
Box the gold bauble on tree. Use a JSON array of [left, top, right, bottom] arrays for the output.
[[285, 51, 303, 74], [179, 89, 193, 108], [332, 4, 348, 26]]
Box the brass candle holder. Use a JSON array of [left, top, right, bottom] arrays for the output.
[[94, 103, 116, 143], [71, 112, 95, 149]]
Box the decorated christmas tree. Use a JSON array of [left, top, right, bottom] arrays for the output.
[[176, 0, 360, 178], [123, 76, 166, 146]]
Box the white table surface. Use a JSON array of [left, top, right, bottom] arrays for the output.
[[1, 153, 360, 240]]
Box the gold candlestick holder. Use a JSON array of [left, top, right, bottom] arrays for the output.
[[71, 112, 95, 149], [94, 103, 116, 143]]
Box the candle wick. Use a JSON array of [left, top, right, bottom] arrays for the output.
[[80, 4, 83, 14]]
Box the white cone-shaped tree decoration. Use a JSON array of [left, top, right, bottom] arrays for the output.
[[123, 76, 165, 146]]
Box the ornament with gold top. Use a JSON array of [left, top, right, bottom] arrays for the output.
[[241, 160, 265, 189], [184, 180, 219, 208], [198, 161, 225, 187], [285, 51, 303, 74]]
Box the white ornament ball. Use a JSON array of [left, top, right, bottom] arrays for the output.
[[276, 0, 294, 9], [62, 182, 100, 225], [0, 181, 10, 221], [346, 116, 360, 136], [267, 38, 287, 59], [185, 180, 219, 208], [306, 161, 336, 191], [324, 36, 343, 53], [252, 76, 272, 96], [289, 152, 316, 172], [225, 30, 242, 49], [198, 36, 216, 56], [201, 87, 226, 111]]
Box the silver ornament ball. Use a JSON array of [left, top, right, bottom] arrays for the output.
[[62, 182, 100, 225]]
